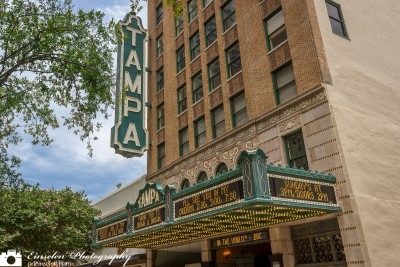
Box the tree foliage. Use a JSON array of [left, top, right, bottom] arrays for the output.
[[0, 182, 101, 266], [131, 0, 185, 18], [0, 0, 117, 177]]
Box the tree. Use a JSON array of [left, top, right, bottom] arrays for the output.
[[0, 182, 101, 266], [131, 0, 185, 17], [0, 0, 116, 179]]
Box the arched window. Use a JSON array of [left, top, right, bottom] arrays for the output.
[[180, 179, 190, 190], [197, 171, 208, 183], [216, 163, 228, 175]]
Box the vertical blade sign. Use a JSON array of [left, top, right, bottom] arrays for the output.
[[111, 13, 148, 158]]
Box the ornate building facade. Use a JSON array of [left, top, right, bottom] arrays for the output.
[[92, 1, 400, 267]]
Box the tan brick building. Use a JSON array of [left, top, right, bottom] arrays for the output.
[[96, 1, 400, 267]]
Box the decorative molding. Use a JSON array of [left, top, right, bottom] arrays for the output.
[[203, 157, 218, 177], [175, 173, 184, 189], [222, 147, 239, 170], [245, 138, 258, 151], [257, 91, 326, 131], [149, 89, 327, 185], [186, 165, 200, 184], [279, 117, 301, 132]]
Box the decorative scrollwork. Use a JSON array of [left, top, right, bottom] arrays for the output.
[[243, 160, 253, 198], [245, 138, 258, 151], [222, 147, 239, 169], [279, 117, 301, 132], [257, 158, 268, 196], [186, 165, 199, 184], [203, 157, 218, 178]]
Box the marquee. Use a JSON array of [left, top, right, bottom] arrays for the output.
[[92, 150, 340, 249]]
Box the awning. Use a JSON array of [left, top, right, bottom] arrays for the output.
[[92, 150, 340, 249]]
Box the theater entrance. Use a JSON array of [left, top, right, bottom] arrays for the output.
[[211, 230, 274, 267], [212, 243, 272, 267]]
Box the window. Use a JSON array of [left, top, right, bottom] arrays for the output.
[[216, 163, 228, 175], [226, 43, 241, 78], [157, 143, 165, 169], [231, 92, 247, 128], [292, 219, 346, 265], [203, 0, 212, 7], [222, 0, 236, 31], [188, 0, 198, 23], [326, 1, 348, 38], [285, 131, 308, 169], [157, 104, 164, 130], [181, 178, 190, 189], [175, 14, 184, 36], [205, 16, 217, 46], [208, 59, 221, 91], [176, 46, 185, 73], [156, 67, 164, 92], [197, 171, 208, 183], [179, 127, 189, 156], [190, 32, 200, 60], [194, 117, 206, 148], [177, 85, 187, 114], [156, 3, 163, 25], [273, 64, 297, 104], [156, 34, 163, 57], [211, 106, 225, 138], [192, 73, 203, 103], [265, 10, 287, 50]]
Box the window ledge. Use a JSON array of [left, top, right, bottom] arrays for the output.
[[191, 98, 204, 108], [155, 53, 163, 61], [155, 21, 163, 29], [177, 109, 188, 118], [190, 55, 201, 64], [176, 67, 186, 76], [267, 39, 288, 55], [226, 70, 243, 83], [222, 23, 237, 35], [208, 85, 222, 95], [332, 32, 351, 41], [156, 126, 165, 133], [202, 1, 213, 11], [175, 31, 184, 40], [188, 15, 199, 27], [205, 39, 218, 51], [156, 87, 164, 95]]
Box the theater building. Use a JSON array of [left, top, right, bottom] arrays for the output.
[[92, 1, 400, 267]]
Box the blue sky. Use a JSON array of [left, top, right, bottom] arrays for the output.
[[9, 0, 149, 202]]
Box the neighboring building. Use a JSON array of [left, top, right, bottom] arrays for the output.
[[93, 1, 400, 267], [88, 176, 148, 267]]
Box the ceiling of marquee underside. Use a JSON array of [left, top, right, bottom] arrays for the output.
[[104, 203, 332, 249]]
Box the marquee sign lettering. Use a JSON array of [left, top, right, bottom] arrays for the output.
[[211, 230, 269, 248], [174, 179, 244, 219], [137, 188, 161, 209], [97, 220, 127, 242], [92, 150, 341, 248], [111, 13, 148, 157], [134, 207, 166, 230], [134, 183, 164, 210], [269, 176, 337, 205]]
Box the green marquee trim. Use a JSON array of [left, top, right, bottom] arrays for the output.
[[92, 149, 340, 249], [267, 163, 336, 183], [173, 168, 242, 199], [95, 210, 128, 228]]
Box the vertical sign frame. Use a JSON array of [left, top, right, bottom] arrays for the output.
[[111, 13, 148, 157]]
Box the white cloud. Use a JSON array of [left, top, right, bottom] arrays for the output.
[[98, 3, 148, 27], [7, 0, 150, 202]]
